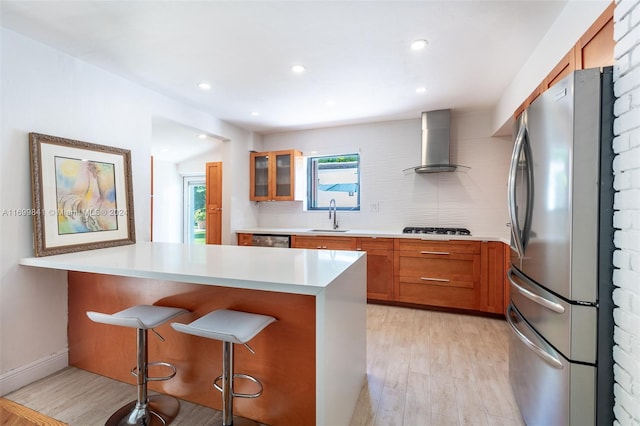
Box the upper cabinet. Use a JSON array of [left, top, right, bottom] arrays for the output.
[[515, 2, 614, 118], [574, 2, 614, 71], [250, 149, 302, 201]]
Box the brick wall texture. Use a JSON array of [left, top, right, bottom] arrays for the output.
[[613, 0, 640, 424]]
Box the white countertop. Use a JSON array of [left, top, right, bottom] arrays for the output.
[[19, 242, 365, 295], [236, 227, 506, 242]]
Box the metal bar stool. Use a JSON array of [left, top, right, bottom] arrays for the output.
[[87, 305, 188, 426], [171, 309, 276, 426]]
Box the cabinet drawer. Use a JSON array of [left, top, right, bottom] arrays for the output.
[[356, 237, 394, 251], [395, 277, 478, 310], [395, 239, 480, 254], [291, 236, 357, 250], [394, 251, 481, 310], [397, 255, 477, 289]]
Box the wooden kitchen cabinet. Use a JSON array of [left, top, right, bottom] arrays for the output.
[[575, 2, 614, 71], [479, 241, 506, 314], [237, 233, 253, 246], [515, 3, 614, 118], [292, 235, 392, 302], [239, 233, 508, 315], [394, 239, 482, 312], [356, 237, 394, 302], [545, 49, 576, 90], [250, 150, 302, 201], [504, 242, 511, 315], [291, 235, 356, 250]]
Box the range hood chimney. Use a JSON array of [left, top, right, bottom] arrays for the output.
[[403, 109, 469, 174]]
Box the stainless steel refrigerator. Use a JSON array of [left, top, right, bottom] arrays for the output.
[[507, 67, 614, 426]]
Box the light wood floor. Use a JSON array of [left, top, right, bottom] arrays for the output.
[[4, 304, 523, 426], [351, 304, 523, 426]]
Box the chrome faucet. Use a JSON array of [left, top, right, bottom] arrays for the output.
[[328, 199, 338, 229]]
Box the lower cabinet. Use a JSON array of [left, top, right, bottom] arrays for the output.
[[237, 233, 253, 246], [290, 235, 356, 250], [394, 239, 482, 311], [291, 236, 392, 301], [240, 232, 506, 314], [356, 238, 394, 302], [480, 241, 506, 314]]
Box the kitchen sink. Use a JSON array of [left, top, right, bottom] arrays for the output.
[[308, 229, 349, 232]]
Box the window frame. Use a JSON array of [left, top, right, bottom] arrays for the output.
[[306, 153, 361, 211]]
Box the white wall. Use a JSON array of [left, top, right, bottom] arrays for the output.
[[612, 0, 640, 423], [152, 160, 182, 243], [0, 28, 257, 393], [259, 110, 512, 239], [492, 0, 611, 135], [152, 144, 224, 243], [177, 144, 223, 175]]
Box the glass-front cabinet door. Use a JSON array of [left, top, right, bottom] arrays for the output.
[[250, 150, 301, 201], [273, 151, 293, 200], [250, 152, 271, 201]]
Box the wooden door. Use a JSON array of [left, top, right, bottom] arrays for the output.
[[206, 162, 222, 245]]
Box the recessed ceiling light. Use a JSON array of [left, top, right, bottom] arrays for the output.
[[291, 65, 306, 74], [161, 148, 169, 153], [197, 134, 207, 139], [325, 100, 336, 106], [416, 87, 427, 94], [251, 111, 260, 116], [198, 81, 211, 91], [411, 39, 428, 50]]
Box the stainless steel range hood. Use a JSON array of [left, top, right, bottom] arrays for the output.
[[403, 109, 469, 174]]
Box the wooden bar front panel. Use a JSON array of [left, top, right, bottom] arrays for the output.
[[68, 272, 316, 426]]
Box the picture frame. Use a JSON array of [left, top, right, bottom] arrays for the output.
[[29, 133, 136, 257]]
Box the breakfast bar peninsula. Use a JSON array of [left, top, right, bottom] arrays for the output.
[[20, 242, 367, 426]]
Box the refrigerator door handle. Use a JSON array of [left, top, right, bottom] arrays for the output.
[[507, 304, 564, 370], [507, 268, 565, 314], [508, 119, 527, 258]]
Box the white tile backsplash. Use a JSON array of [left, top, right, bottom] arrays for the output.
[[258, 110, 513, 239]]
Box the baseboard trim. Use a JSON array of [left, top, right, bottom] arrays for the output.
[[0, 349, 68, 396]]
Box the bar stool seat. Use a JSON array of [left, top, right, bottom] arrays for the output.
[[172, 309, 276, 426], [87, 305, 188, 426]]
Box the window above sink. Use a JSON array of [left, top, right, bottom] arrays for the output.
[[307, 153, 360, 211]]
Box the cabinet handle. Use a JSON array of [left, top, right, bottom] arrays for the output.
[[420, 277, 450, 283], [420, 251, 450, 255]]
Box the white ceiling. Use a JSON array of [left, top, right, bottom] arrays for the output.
[[1, 1, 568, 137], [151, 117, 223, 163]]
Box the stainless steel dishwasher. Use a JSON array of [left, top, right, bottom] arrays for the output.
[[251, 234, 291, 248]]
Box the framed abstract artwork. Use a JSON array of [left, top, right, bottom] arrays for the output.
[[29, 133, 136, 257]]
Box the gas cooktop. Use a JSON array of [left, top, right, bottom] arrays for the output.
[[402, 227, 471, 236]]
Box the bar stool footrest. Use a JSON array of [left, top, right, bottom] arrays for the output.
[[213, 373, 264, 399], [131, 361, 178, 382]]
